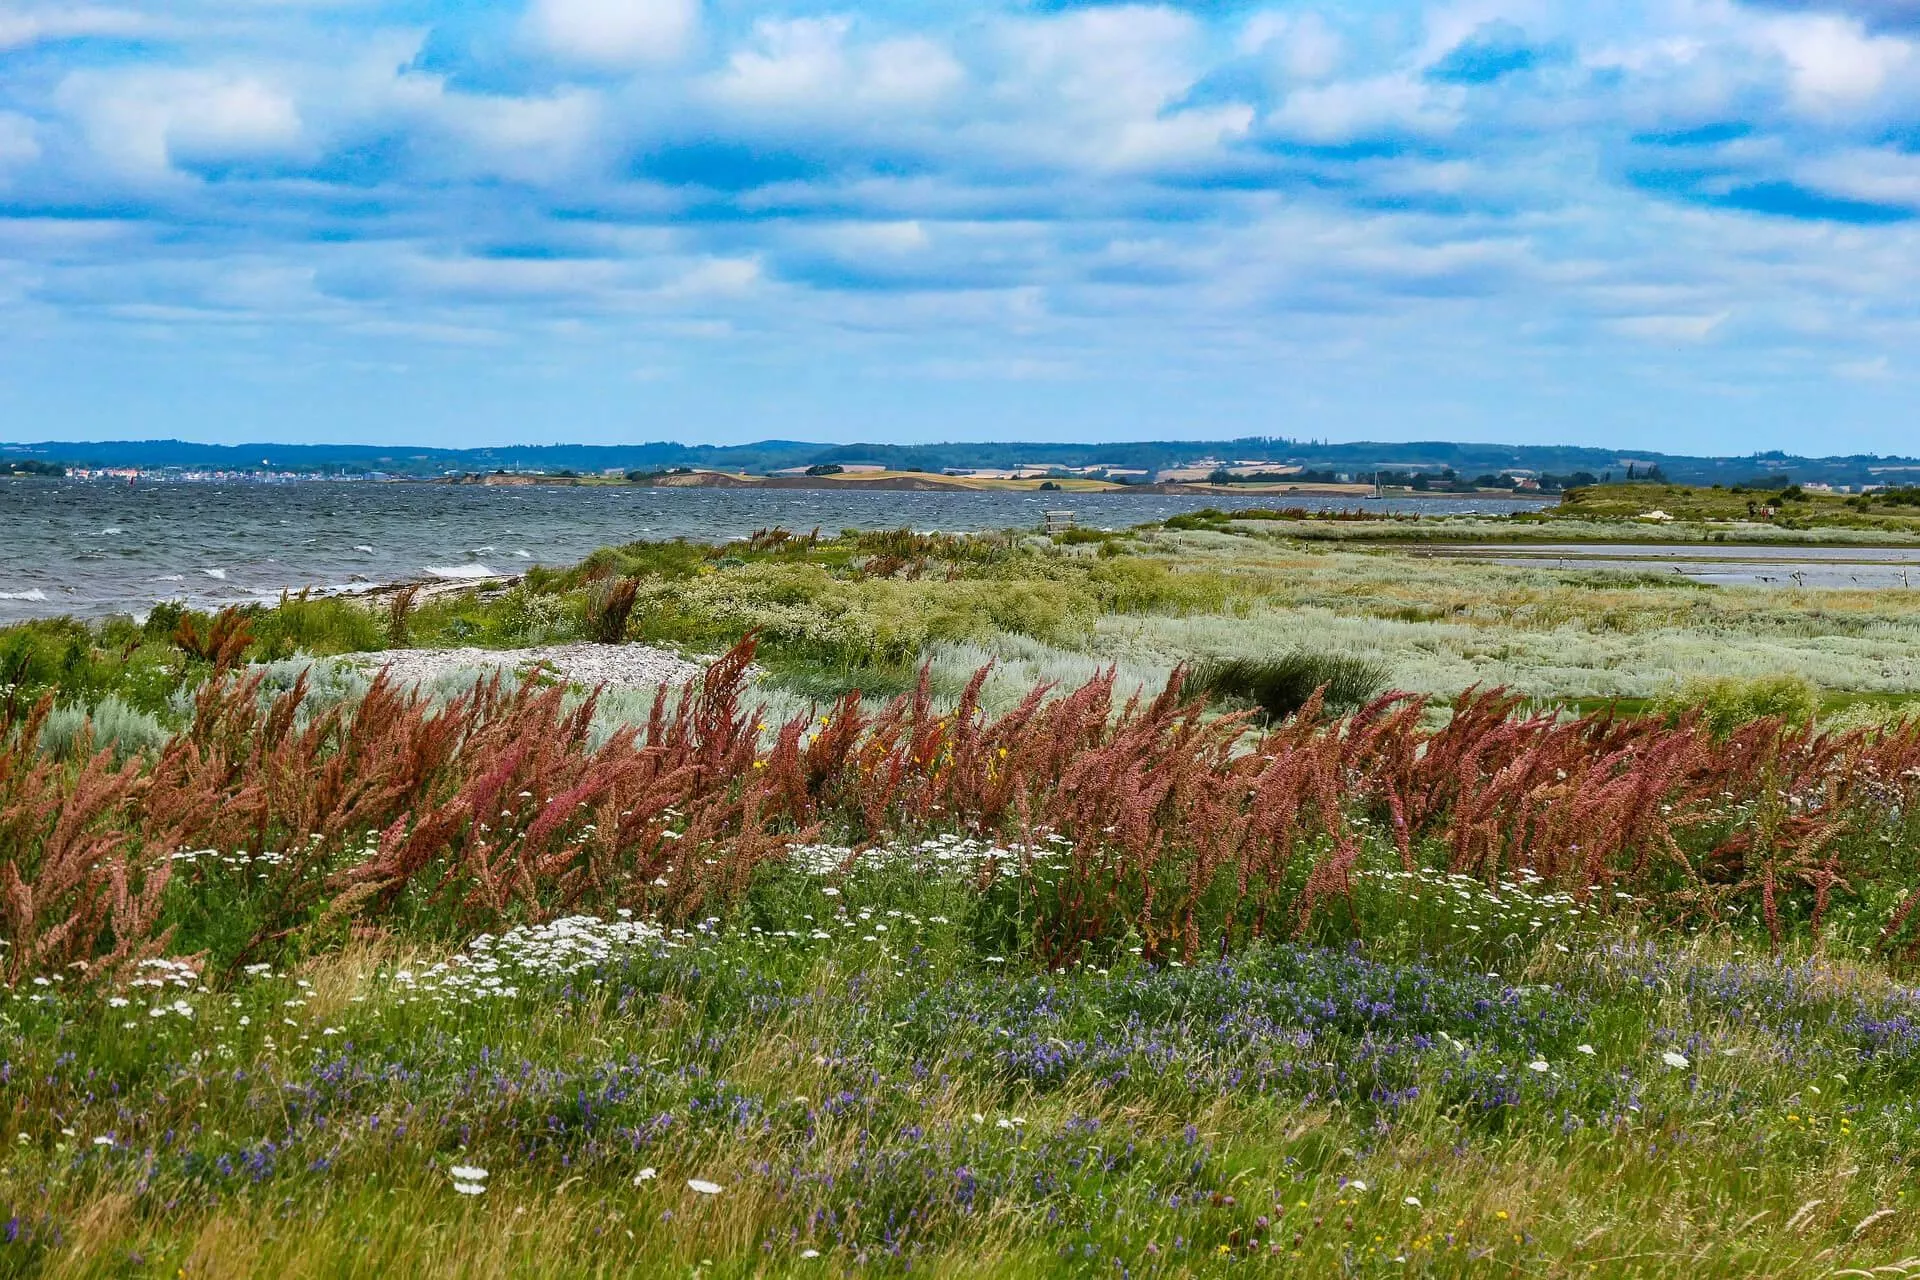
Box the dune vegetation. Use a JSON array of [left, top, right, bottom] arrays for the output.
[[8, 506, 1920, 1275]]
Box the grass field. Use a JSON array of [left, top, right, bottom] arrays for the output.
[[7, 494, 1920, 1275]]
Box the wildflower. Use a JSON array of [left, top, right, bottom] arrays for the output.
[[634, 1168, 658, 1184], [451, 1165, 488, 1182], [1576, 1043, 1595, 1055], [1661, 1050, 1690, 1070], [1527, 1060, 1549, 1073], [92, 1136, 113, 1147], [800, 1249, 820, 1259], [1404, 1196, 1421, 1208], [1349, 1181, 1368, 1192], [687, 1179, 723, 1195], [453, 1181, 485, 1196]]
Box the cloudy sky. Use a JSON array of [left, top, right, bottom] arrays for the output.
[[1, 0, 1917, 452]]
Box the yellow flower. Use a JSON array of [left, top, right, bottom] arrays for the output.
[[1495, 1210, 1509, 1221]]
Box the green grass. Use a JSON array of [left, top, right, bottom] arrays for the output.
[[7, 843, 1920, 1277]]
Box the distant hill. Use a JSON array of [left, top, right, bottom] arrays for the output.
[[2, 436, 1914, 488]]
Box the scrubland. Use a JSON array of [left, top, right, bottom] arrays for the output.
[[7, 506, 1920, 1275]]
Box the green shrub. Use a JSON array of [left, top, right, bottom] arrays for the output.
[[1653, 673, 1820, 737], [249, 593, 384, 658], [142, 601, 187, 642], [1160, 508, 1231, 532], [37, 694, 170, 761], [502, 588, 582, 646], [1192, 652, 1389, 723]]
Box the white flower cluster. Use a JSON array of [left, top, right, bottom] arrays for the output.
[[168, 847, 290, 868], [786, 831, 1060, 879], [1354, 865, 1591, 936], [126, 958, 203, 991], [388, 913, 683, 1007]]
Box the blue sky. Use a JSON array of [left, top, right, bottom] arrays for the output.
[[1, 0, 1918, 453]]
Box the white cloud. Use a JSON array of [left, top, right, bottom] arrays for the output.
[[0, 7, 152, 51], [658, 257, 760, 298], [710, 18, 962, 112], [828, 221, 930, 254], [1607, 311, 1731, 342], [1269, 73, 1461, 143], [1757, 12, 1914, 113], [1794, 148, 1920, 208], [437, 89, 603, 183], [56, 69, 303, 178], [525, 0, 698, 68], [973, 7, 1249, 171], [0, 113, 41, 170], [1239, 10, 1346, 82]]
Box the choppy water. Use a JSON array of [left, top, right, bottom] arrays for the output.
[[0, 479, 1545, 624]]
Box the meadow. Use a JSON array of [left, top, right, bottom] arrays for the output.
[[7, 492, 1920, 1275]]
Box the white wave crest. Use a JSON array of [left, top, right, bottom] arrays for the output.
[[425, 564, 499, 580], [0, 588, 48, 601], [202, 568, 228, 580]]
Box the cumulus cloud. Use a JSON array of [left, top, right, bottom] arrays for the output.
[[1754, 11, 1915, 112], [525, 0, 699, 67], [710, 17, 962, 113], [55, 69, 303, 178]]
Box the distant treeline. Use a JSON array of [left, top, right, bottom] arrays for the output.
[[0, 460, 63, 477], [1, 437, 1913, 489]]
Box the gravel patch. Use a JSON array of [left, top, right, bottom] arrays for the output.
[[346, 642, 708, 691]]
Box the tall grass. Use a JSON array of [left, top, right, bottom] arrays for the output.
[[7, 640, 1920, 987], [584, 575, 640, 644]]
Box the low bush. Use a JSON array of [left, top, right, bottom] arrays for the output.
[[36, 694, 171, 761], [1654, 673, 1821, 738], [585, 576, 640, 644], [1192, 652, 1389, 722]]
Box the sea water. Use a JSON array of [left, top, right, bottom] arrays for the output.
[[0, 478, 1545, 623]]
